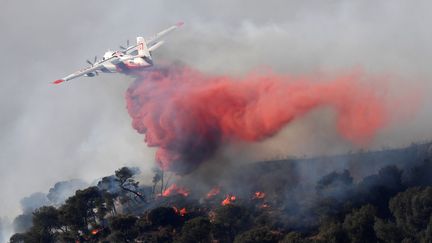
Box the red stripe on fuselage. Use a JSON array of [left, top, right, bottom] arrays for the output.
[[115, 60, 150, 72]]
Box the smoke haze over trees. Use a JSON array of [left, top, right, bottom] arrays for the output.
[[9, 142, 432, 242], [2, 0, 432, 242]]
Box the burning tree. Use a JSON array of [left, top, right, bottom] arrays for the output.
[[115, 167, 146, 202], [11, 144, 432, 243], [152, 167, 164, 195]]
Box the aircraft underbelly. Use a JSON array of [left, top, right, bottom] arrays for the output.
[[116, 58, 152, 72], [101, 63, 118, 73]]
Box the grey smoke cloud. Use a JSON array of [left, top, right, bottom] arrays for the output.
[[1, 1, 431, 241]]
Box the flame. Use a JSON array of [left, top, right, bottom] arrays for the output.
[[91, 228, 101, 235], [206, 186, 221, 199], [221, 195, 236, 206], [253, 191, 265, 199], [179, 207, 187, 216], [173, 206, 187, 216], [162, 184, 189, 197]]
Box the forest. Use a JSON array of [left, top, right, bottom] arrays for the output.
[[9, 142, 432, 243]]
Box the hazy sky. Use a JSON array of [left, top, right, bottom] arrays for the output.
[[1, 0, 431, 229]]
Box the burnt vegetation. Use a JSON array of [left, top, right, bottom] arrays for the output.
[[9, 143, 432, 243]]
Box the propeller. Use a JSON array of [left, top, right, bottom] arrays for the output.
[[85, 56, 99, 77], [86, 56, 98, 66], [119, 40, 130, 51]]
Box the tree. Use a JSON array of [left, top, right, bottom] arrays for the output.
[[137, 227, 173, 243], [148, 207, 181, 227], [343, 204, 377, 243], [32, 206, 61, 231], [11, 206, 64, 242], [280, 232, 305, 243], [9, 233, 26, 243], [213, 205, 252, 242], [315, 170, 354, 219], [176, 217, 212, 243], [318, 221, 349, 243], [357, 165, 404, 216], [374, 218, 404, 243], [108, 215, 138, 242], [21, 225, 57, 243], [403, 159, 432, 187], [58, 186, 111, 234], [152, 167, 164, 195], [233, 227, 280, 243], [389, 186, 432, 238], [115, 167, 146, 202], [316, 170, 353, 196], [418, 217, 432, 243]]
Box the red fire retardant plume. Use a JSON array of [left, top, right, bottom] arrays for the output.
[[126, 65, 388, 174]]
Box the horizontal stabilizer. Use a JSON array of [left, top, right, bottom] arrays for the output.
[[148, 41, 164, 52]]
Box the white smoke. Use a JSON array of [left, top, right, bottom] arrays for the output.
[[1, 0, 431, 241]]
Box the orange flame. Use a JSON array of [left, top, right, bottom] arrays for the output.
[[162, 184, 190, 197], [206, 186, 221, 199], [253, 191, 265, 199], [173, 206, 187, 216], [221, 195, 236, 206], [179, 207, 187, 216], [91, 228, 101, 235]]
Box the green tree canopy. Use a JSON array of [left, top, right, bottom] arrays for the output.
[[233, 227, 280, 243], [343, 204, 377, 243], [176, 217, 212, 243], [389, 186, 432, 238]]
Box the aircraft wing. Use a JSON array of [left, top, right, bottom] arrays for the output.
[[53, 63, 104, 84], [53, 54, 148, 84], [123, 22, 184, 54], [146, 21, 184, 46]]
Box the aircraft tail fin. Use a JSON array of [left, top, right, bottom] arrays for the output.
[[137, 37, 150, 58]]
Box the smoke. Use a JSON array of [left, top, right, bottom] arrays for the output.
[[10, 179, 88, 236], [19, 193, 50, 214], [126, 65, 390, 174], [2, 1, 432, 240]]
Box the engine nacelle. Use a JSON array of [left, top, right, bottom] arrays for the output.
[[85, 73, 96, 77]]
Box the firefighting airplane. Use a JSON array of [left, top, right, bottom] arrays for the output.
[[53, 22, 184, 84]]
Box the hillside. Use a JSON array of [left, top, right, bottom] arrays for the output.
[[10, 142, 432, 242]]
